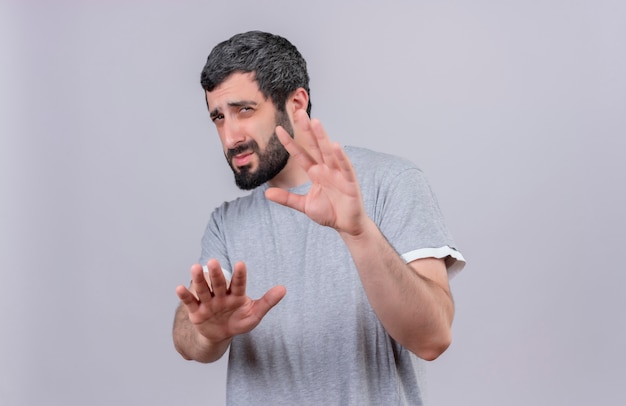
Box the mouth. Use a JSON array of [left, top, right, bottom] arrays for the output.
[[232, 151, 254, 168]]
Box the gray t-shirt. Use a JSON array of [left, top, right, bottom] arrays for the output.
[[200, 146, 465, 405]]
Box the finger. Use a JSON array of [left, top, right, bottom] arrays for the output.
[[176, 285, 199, 313], [293, 110, 324, 163], [206, 259, 228, 298], [310, 118, 337, 170], [191, 263, 213, 302], [332, 142, 358, 183], [229, 261, 247, 297], [276, 125, 316, 171], [265, 187, 307, 213]]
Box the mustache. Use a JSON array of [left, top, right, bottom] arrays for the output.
[[226, 140, 259, 161]]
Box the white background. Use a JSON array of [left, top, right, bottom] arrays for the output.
[[2, 0, 625, 405]]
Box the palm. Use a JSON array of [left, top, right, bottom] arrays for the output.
[[303, 169, 360, 232], [266, 111, 367, 236], [188, 294, 254, 340], [177, 261, 286, 343]]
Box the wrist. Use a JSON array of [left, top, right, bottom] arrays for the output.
[[338, 216, 376, 243], [190, 331, 232, 363], [196, 328, 232, 348]]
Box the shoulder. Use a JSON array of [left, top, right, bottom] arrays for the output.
[[210, 185, 268, 222], [345, 146, 420, 171], [344, 146, 424, 184]]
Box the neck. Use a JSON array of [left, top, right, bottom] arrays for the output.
[[267, 157, 309, 189]]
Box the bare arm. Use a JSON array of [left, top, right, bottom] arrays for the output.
[[172, 260, 286, 363], [339, 219, 453, 360], [173, 300, 231, 363], [265, 110, 453, 360]]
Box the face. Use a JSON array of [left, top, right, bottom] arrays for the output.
[[206, 73, 294, 190]]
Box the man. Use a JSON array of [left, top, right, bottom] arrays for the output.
[[173, 31, 465, 405]]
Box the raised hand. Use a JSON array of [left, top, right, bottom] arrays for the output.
[[265, 110, 368, 237], [176, 259, 286, 344]]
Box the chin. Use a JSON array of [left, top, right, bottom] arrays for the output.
[[235, 163, 255, 174]]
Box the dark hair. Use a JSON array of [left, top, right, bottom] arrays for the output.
[[200, 31, 311, 115]]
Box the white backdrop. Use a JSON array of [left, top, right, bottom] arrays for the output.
[[2, 0, 625, 405]]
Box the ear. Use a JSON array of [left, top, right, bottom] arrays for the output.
[[286, 87, 309, 116]]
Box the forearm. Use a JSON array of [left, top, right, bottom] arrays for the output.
[[172, 303, 231, 363], [340, 218, 454, 360]]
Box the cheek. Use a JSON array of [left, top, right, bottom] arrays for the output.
[[259, 121, 279, 143]]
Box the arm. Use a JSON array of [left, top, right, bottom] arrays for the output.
[[173, 259, 286, 363], [265, 110, 453, 360], [173, 301, 231, 363], [339, 219, 453, 360]]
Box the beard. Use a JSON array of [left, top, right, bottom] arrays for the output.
[[226, 110, 294, 190]]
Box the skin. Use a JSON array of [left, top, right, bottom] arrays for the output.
[[173, 72, 454, 363]]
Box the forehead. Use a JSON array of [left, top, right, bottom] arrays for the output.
[[205, 72, 265, 110]]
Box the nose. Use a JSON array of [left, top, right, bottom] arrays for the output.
[[221, 118, 246, 150]]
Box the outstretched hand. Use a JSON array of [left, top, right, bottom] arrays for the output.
[[265, 110, 368, 237], [176, 259, 286, 344]]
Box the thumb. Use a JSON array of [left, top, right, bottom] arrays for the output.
[[253, 285, 287, 318], [265, 188, 306, 213]]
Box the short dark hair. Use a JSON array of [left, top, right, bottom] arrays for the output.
[[200, 31, 311, 115]]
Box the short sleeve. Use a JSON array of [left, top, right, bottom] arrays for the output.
[[374, 166, 465, 277]]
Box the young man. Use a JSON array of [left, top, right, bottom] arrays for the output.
[[173, 31, 465, 405]]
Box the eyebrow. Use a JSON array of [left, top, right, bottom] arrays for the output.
[[209, 100, 259, 118]]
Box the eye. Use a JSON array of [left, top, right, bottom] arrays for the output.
[[211, 113, 224, 122], [239, 106, 254, 116]]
